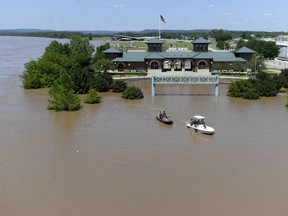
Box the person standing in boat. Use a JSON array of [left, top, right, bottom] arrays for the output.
[[162, 110, 167, 118], [159, 111, 163, 119]]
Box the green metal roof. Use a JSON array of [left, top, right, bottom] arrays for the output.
[[192, 37, 211, 44], [112, 52, 148, 62], [103, 47, 123, 53], [234, 46, 255, 53], [112, 50, 247, 63], [193, 52, 213, 59], [145, 53, 165, 59], [234, 57, 246, 62], [210, 52, 246, 62], [146, 38, 164, 44]]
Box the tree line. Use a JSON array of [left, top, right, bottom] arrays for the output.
[[1, 29, 287, 41]]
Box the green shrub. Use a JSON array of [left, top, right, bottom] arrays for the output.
[[98, 71, 113, 87], [227, 80, 259, 99], [111, 80, 127, 93], [93, 76, 110, 92], [84, 89, 101, 104], [47, 84, 80, 111], [122, 86, 144, 100], [279, 87, 288, 93]]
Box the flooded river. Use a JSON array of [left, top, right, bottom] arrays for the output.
[[1, 36, 288, 216]]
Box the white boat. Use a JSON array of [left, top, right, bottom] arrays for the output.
[[186, 115, 215, 135]]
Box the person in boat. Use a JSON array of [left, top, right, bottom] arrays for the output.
[[190, 118, 198, 126], [202, 119, 206, 128], [159, 111, 163, 119], [162, 110, 167, 118]]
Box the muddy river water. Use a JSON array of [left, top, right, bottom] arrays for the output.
[[1, 36, 288, 216]]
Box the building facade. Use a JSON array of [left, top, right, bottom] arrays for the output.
[[276, 35, 288, 60], [103, 38, 255, 73]]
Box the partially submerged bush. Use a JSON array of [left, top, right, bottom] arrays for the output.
[[227, 79, 259, 99], [93, 76, 110, 92], [47, 84, 81, 111], [111, 80, 127, 93], [122, 86, 144, 100], [84, 89, 101, 104]]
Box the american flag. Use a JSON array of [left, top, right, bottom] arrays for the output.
[[160, 15, 166, 23]]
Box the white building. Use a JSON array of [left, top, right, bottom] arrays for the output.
[[276, 35, 288, 60]]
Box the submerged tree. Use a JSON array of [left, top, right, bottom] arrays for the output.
[[47, 72, 80, 111], [227, 79, 259, 99]]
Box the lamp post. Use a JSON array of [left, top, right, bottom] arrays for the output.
[[211, 61, 213, 73], [285, 44, 288, 69], [254, 53, 257, 75]]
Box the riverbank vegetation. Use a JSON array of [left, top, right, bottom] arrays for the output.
[[21, 35, 141, 111], [227, 69, 288, 101]]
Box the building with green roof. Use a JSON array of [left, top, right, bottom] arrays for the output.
[[104, 37, 254, 73]]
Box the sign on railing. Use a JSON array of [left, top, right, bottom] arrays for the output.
[[151, 75, 220, 96]]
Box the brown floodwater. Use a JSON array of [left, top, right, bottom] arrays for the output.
[[1, 36, 288, 216]]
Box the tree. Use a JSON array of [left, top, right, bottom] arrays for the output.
[[44, 40, 70, 55], [227, 79, 259, 99], [236, 38, 279, 59], [276, 69, 288, 89], [236, 39, 246, 49], [241, 31, 252, 40], [21, 41, 69, 89], [92, 43, 110, 63], [252, 71, 278, 97], [227, 71, 281, 99], [21, 60, 44, 89], [216, 40, 225, 50], [69, 64, 96, 94], [94, 58, 114, 72], [245, 54, 266, 73], [69, 35, 95, 67], [211, 29, 232, 41], [261, 41, 279, 59]]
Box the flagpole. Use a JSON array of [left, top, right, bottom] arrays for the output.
[[159, 14, 161, 39]]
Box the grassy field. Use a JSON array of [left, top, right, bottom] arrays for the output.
[[94, 36, 193, 51], [262, 68, 281, 74]]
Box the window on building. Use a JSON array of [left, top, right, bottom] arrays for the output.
[[151, 61, 159, 69], [163, 60, 172, 71], [198, 61, 207, 69]]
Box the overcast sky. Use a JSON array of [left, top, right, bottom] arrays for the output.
[[1, 0, 288, 32]]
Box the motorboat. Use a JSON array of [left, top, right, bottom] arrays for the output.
[[186, 115, 214, 135], [156, 111, 173, 125]]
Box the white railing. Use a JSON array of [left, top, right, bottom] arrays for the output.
[[151, 75, 220, 96]]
